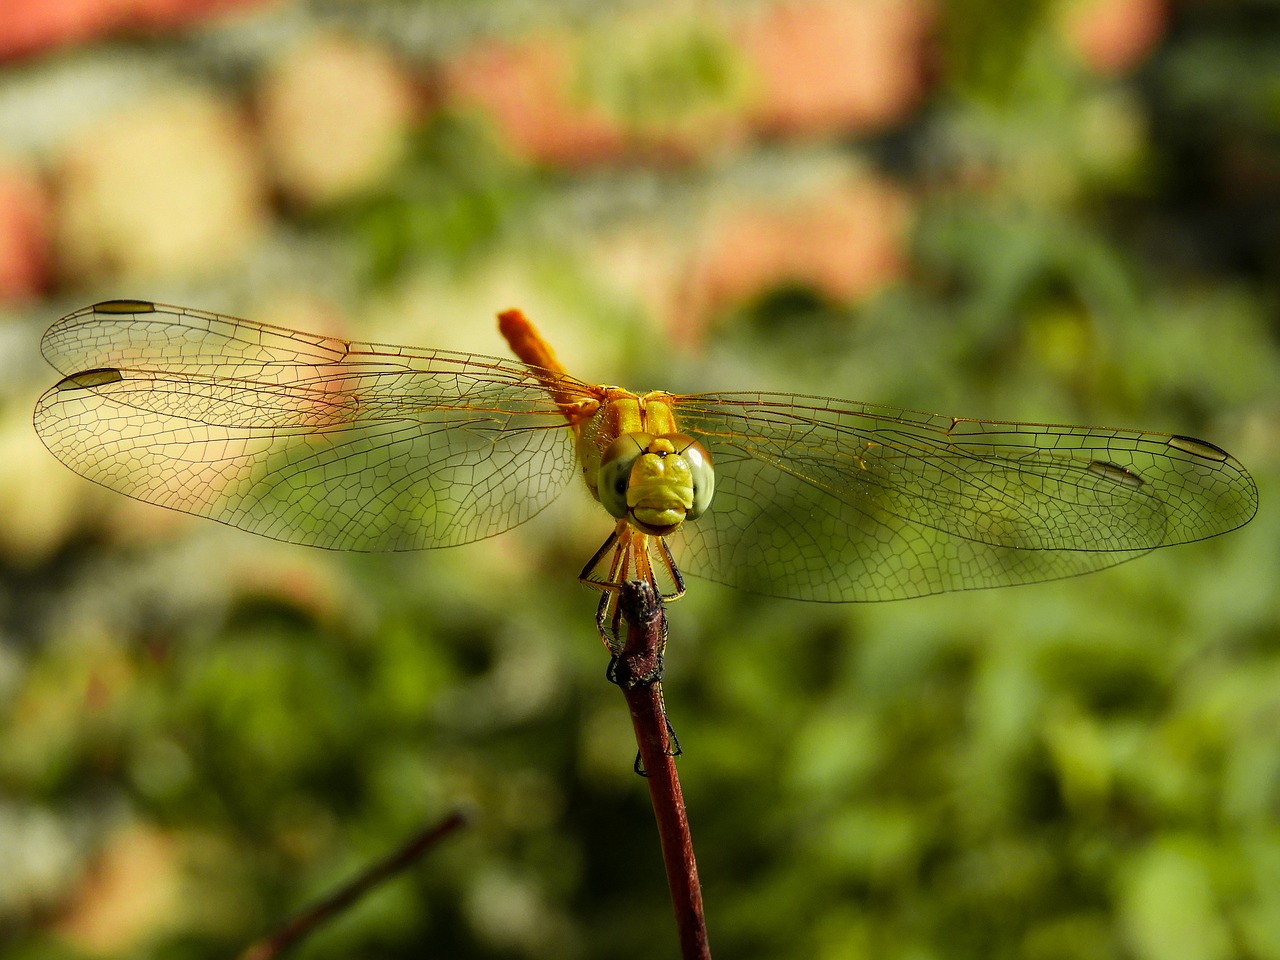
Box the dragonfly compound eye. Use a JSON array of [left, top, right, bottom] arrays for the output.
[[666, 434, 714, 521], [598, 433, 653, 520]]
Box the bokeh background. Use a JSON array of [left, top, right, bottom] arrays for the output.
[[1, 1, 1278, 958]]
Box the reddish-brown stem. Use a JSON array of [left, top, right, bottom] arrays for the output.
[[237, 811, 468, 960], [614, 580, 711, 960]]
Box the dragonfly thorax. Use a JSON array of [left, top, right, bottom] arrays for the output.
[[597, 432, 715, 536]]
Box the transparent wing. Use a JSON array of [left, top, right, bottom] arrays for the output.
[[34, 300, 598, 551], [670, 392, 1258, 602]]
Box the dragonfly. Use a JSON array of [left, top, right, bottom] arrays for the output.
[[35, 300, 1258, 647]]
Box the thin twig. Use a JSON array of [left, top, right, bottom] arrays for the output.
[[238, 811, 469, 960], [614, 580, 711, 960]]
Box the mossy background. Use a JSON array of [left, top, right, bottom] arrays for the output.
[[0, 2, 1277, 958]]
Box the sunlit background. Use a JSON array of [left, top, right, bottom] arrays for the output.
[[1, 1, 1278, 958]]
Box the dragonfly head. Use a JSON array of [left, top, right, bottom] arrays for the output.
[[598, 432, 715, 536]]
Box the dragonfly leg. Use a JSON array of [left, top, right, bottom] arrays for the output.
[[579, 523, 686, 600], [654, 535, 686, 601], [579, 524, 623, 586], [633, 717, 682, 777], [596, 590, 624, 652], [581, 524, 688, 649]]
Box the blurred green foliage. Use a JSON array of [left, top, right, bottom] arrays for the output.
[[941, 0, 1057, 99], [574, 15, 747, 129], [325, 113, 539, 285], [3, 2, 1279, 960]]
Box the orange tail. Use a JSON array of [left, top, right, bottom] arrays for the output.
[[498, 309, 594, 425], [498, 308, 566, 375]]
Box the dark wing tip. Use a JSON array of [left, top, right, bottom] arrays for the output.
[[91, 299, 157, 314], [54, 368, 124, 391]]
